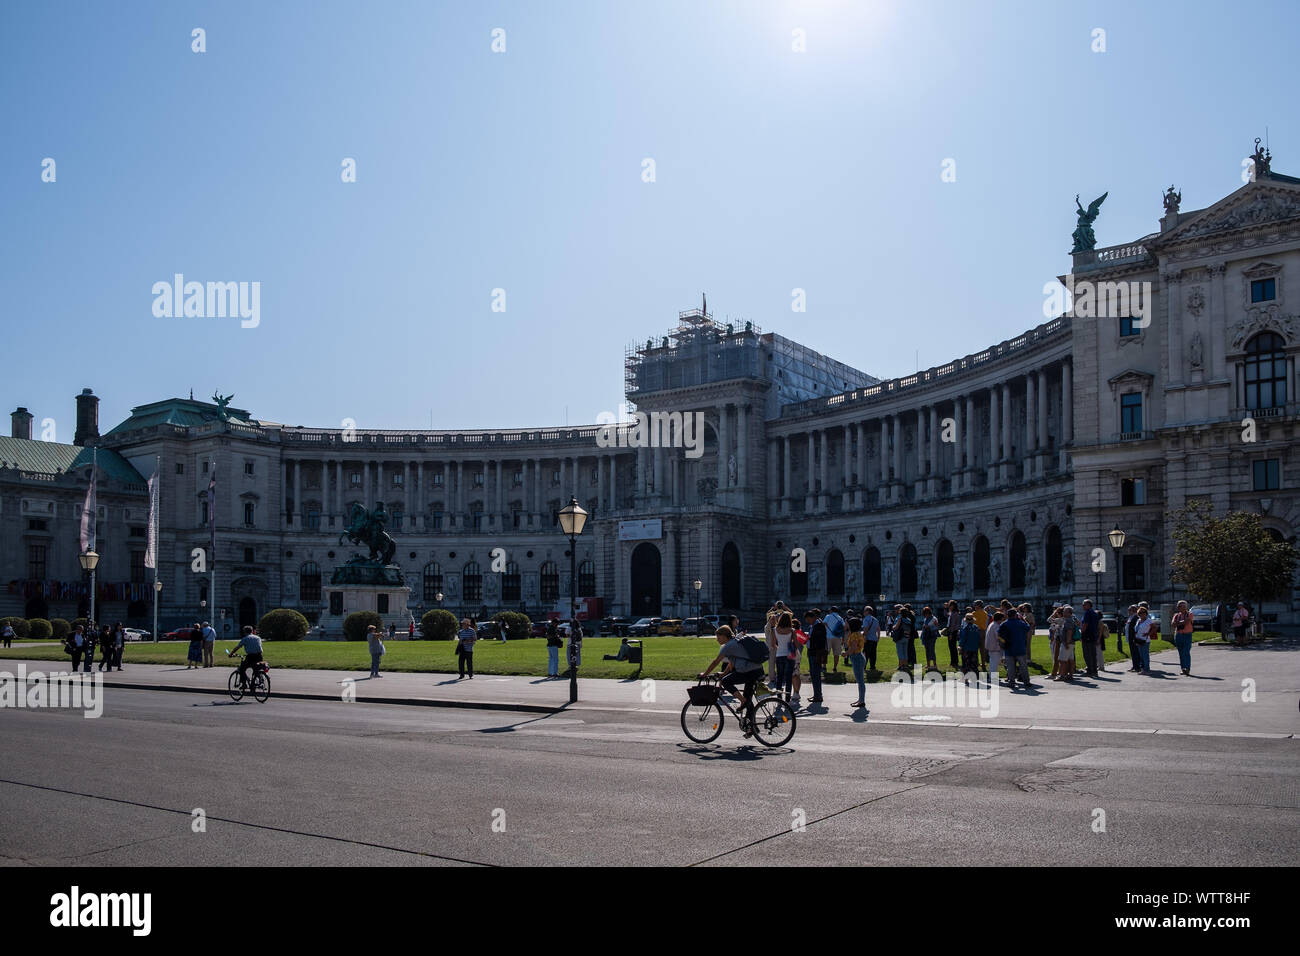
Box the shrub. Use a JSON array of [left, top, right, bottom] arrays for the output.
[[258, 608, 310, 642], [493, 611, 532, 641], [26, 618, 53, 640], [420, 609, 459, 641], [71, 618, 89, 634], [0, 617, 30, 639], [50, 618, 71, 640], [343, 610, 383, 642]]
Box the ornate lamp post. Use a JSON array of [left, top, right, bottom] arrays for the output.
[[1109, 527, 1126, 628], [557, 496, 588, 704], [693, 579, 702, 634], [79, 550, 99, 628]]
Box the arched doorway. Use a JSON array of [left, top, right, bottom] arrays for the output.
[[239, 597, 258, 630], [1045, 526, 1062, 588], [900, 543, 918, 595], [863, 547, 881, 597], [936, 539, 954, 593], [630, 542, 662, 616], [973, 536, 990, 592], [720, 542, 741, 609], [826, 549, 845, 598], [1009, 531, 1027, 590]]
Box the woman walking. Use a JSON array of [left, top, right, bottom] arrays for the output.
[[1172, 600, 1194, 675], [367, 624, 385, 678], [845, 614, 867, 708], [771, 611, 797, 703], [186, 622, 204, 669]]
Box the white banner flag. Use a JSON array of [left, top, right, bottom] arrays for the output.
[[79, 456, 97, 553], [145, 473, 158, 569]]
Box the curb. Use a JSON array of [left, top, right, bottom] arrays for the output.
[[96, 679, 563, 714]]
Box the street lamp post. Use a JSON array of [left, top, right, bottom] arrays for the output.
[[557, 496, 588, 704], [79, 550, 99, 629], [1109, 527, 1127, 631], [693, 579, 702, 634], [153, 579, 162, 643]]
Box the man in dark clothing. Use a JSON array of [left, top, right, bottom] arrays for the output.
[[1124, 605, 1140, 671], [1079, 599, 1101, 677], [997, 607, 1033, 690], [803, 610, 827, 703]]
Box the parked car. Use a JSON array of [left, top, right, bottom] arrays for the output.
[[557, 620, 585, 637], [599, 616, 634, 636], [680, 617, 709, 636], [531, 620, 550, 638], [627, 617, 661, 636], [122, 628, 150, 642], [162, 628, 195, 641], [656, 618, 684, 636], [476, 621, 504, 641], [1189, 604, 1218, 631]]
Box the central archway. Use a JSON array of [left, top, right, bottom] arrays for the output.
[[630, 542, 662, 616], [720, 542, 741, 609]]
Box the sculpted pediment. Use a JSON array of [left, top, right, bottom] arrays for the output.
[[1107, 368, 1154, 395], [1160, 181, 1300, 243]]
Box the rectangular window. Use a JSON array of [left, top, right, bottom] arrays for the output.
[[377, 594, 389, 614], [130, 550, 146, 584], [1121, 477, 1146, 506], [432, 511, 443, 530], [472, 510, 483, 531], [433, 473, 444, 485], [307, 510, 320, 530], [129, 525, 146, 538], [513, 510, 521, 528], [350, 472, 361, 486], [176, 462, 184, 474], [1120, 393, 1143, 433], [28, 544, 47, 579], [203, 460, 209, 473], [244, 461, 255, 476], [473, 473, 484, 487], [1253, 459, 1280, 491], [1121, 554, 1145, 591], [392, 511, 403, 530], [27, 519, 48, 531], [243, 547, 255, 563], [1119, 316, 1141, 337], [201, 501, 209, 526], [1251, 278, 1276, 303], [392, 473, 403, 487], [244, 502, 255, 526]]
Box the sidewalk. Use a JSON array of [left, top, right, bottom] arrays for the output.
[[9, 640, 1297, 737]]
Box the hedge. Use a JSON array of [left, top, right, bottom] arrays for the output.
[[343, 610, 383, 642], [420, 609, 459, 641], [258, 608, 310, 642]]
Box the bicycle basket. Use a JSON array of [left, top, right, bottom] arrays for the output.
[[687, 684, 721, 705]]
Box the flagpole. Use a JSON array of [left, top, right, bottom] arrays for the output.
[[90, 447, 98, 629], [210, 455, 216, 636]]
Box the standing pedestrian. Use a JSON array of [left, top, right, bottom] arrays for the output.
[[545, 619, 563, 677], [186, 622, 204, 669], [771, 611, 797, 703], [845, 614, 867, 709], [1, 620, 14, 648], [201, 620, 217, 667], [1019, 603, 1036, 664], [112, 622, 126, 670], [1079, 599, 1101, 677], [1047, 605, 1064, 678], [971, 601, 989, 670], [1231, 602, 1249, 644], [985, 610, 1005, 683], [456, 617, 477, 679], [823, 606, 845, 673], [1055, 606, 1079, 680], [1124, 605, 1141, 670], [763, 609, 779, 684], [803, 609, 827, 704], [97, 625, 112, 671], [1133, 606, 1155, 674], [998, 607, 1034, 690], [1215, 600, 1229, 645], [862, 605, 880, 674], [945, 600, 962, 670], [367, 624, 385, 677], [409, 619, 415, 640], [920, 606, 941, 673], [83, 624, 97, 672], [891, 606, 914, 677], [1171, 600, 1194, 675], [958, 613, 982, 676], [69, 625, 86, 671]]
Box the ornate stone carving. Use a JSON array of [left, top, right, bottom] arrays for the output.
[[1186, 286, 1206, 316], [1163, 185, 1182, 215], [1180, 190, 1300, 239], [1229, 310, 1298, 350]]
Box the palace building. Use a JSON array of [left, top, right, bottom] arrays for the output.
[[3, 160, 1297, 635]]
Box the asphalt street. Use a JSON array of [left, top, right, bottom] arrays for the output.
[[1, 685, 1296, 866]]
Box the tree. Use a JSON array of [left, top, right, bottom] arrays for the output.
[[27, 618, 53, 640], [258, 608, 310, 641], [1169, 503, 1297, 615], [420, 609, 458, 641], [343, 611, 383, 642], [50, 618, 71, 641]]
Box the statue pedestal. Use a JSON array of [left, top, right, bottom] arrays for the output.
[[325, 559, 413, 633]]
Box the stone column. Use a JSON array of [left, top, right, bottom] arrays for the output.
[[856, 421, 866, 509], [950, 401, 962, 495], [891, 416, 902, 503], [783, 435, 792, 515], [928, 405, 939, 497], [653, 444, 663, 503], [405, 461, 413, 525], [737, 403, 748, 493], [1061, 360, 1073, 471], [335, 460, 343, 520], [841, 424, 852, 510], [805, 431, 815, 512], [1001, 382, 1012, 485], [663, 527, 677, 614], [609, 455, 617, 512], [964, 396, 975, 492], [879, 419, 889, 502], [1037, 368, 1049, 456], [818, 429, 828, 512], [1025, 374, 1037, 480], [362, 459, 370, 509], [914, 407, 926, 499], [496, 460, 504, 522], [597, 454, 605, 512], [717, 404, 729, 496]]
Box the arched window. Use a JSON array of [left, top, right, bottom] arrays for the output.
[[540, 561, 559, 602], [300, 561, 322, 603], [578, 559, 595, 596], [973, 536, 990, 592], [1244, 332, 1287, 410], [463, 561, 483, 602], [826, 549, 845, 597], [899, 543, 918, 594], [502, 561, 521, 602], [422, 562, 442, 603], [936, 539, 954, 593], [1045, 526, 1062, 588], [863, 547, 882, 597], [1009, 531, 1027, 589]]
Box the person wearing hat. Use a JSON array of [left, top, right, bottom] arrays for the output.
[[456, 618, 477, 679], [201, 620, 217, 668], [366, 624, 385, 678]]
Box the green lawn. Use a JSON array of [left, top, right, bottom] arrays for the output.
[[0, 633, 1204, 682]]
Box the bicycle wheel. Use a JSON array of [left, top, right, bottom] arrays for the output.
[[227, 670, 244, 701], [751, 696, 796, 747], [252, 671, 270, 703], [680, 700, 724, 743]]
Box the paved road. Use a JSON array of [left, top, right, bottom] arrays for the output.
[[1, 685, 1296, 866]]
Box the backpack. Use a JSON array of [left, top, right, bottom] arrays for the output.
[[735, 635, 768, 663]]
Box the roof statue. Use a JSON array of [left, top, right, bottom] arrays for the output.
[[1071, 192, 1108, 253], [211, 391, 235, 420], [1163, 184, 1182, 215], [1251, 137, 1272, 178]]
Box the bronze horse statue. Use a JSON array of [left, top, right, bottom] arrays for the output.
[[339, 503, 397, 565]]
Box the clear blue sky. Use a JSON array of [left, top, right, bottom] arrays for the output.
[[1, 0, 1294, 436]]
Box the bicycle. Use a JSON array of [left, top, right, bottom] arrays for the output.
[[227, 652, 271, 703], [681, 674, 796, 747]]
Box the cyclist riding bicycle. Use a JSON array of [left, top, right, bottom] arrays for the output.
[[699, 625, 765, 736], [226, 624, 264, 687]]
